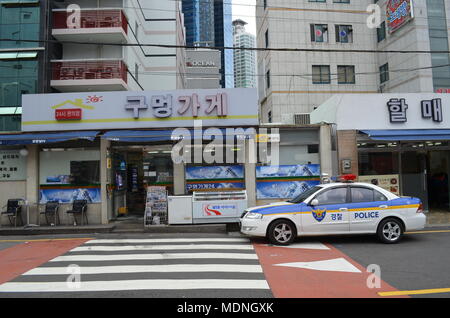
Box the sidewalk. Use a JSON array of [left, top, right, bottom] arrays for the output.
[[0, 219, 232, 236], [0, 213, 446, 236]]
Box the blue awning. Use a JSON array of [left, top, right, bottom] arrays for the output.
[[102, 128, 256, 143], [0, 131, 100, 145], [360, 130, 450, 141]]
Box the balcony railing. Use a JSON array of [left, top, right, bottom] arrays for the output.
[[52, 60, 128, 83], [53, 9, 128, 34]]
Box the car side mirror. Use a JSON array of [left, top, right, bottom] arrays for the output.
[[310, 199, 319, 206]]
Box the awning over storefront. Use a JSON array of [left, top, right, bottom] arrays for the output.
[[0, 131, 100, 145], [360, 129, 450, 141], [101, 128, 256, 143]]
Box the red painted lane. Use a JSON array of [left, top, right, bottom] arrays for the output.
[[253, 241, 407, 298], [0, 238, 91, 285]]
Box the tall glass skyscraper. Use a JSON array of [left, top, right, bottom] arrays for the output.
[[181, 0, 234, 88], [0, 0, 42, 131]]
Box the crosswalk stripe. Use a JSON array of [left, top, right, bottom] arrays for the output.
[[0, 236, 271, 295], [86, 238, 250, 244], [23, 264, 263, 275], [72, 244, 253, 252], [50, 252, 259, 262], [0, 279, 270, 292]]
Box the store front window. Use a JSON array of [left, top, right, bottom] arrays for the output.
[[358, 140, 450, 212], [39, 148, 101, 204]]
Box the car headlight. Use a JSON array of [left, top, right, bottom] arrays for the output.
[[245, 212, 263, 219]]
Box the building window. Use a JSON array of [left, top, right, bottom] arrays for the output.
[[380, 63, 389, 84], [377, 21, 386, 42], [312, 65, 330, 84], [333, 0, 350, 3], [266, 70, 271, 89], [310, 24, 328, 43], [265, 29, 269, 48], [337, 65, 355, 84], [335, 25, 353, 43]]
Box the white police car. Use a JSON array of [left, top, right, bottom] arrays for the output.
[[240, 178, 426, 245]]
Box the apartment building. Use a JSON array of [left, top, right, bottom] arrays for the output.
[[0, 0, 186, 133], [233, 19, 257, 88]]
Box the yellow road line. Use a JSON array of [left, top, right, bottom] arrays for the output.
[[0, 237, 94, 243], [379, 287, 450, 297], [405, 229, 450, 234]]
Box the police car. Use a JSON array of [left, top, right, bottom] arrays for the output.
[[240, 175, 426, 245]]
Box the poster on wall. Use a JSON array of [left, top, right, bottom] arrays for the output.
[[257, 180, 321, 200], [256, 164, 321, 199], [186, 165, 245, 192], [358, 175, 400, 195], [386, 0, 414, 34], [0, 150, 27, 181], [39, 187, 101, 204], [256, 164, 320, 178]]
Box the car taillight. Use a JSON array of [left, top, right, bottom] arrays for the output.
[[417, 203, 424, 213]]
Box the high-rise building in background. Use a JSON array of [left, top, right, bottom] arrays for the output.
[[233, 19, 257, 88], [181, 0, 234, 88], [257, 0, 449, 124], [0, 0, 47, 132], [185, 49, 222, 89], [0, 0, 186, 132]]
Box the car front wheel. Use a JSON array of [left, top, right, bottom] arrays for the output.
[[267, 219, 296, 245], [377, 218, 404, 244]]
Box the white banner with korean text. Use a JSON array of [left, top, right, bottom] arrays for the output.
[[21, 89, 258, 132]]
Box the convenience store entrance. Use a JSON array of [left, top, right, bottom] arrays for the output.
[[111, 145, 174, 217], [358, 140, 450, 215]]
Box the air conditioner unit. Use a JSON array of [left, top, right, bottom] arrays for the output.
[[294, 113, 311, 125]]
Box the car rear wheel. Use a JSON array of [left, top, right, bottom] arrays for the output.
[[267, 219, 296, 245], [377, 218, 403, 244]]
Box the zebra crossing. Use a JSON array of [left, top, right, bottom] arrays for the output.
[[0, 236, 272, 297]]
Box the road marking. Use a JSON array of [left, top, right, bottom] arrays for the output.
[[50, 252, 259, 262], [405, 229, 450, 235], [274, 257, 361, 273], [72, 244, 253, 252], [0, 279, 270, 292], [0, 238, 94, 243], [265, 242, 330, 250], [86, 238, 250, 244], [23, 264, 263, 275], [378, 287, 450, 297]]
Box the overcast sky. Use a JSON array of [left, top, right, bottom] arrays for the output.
[[232, 0, 256, 35]]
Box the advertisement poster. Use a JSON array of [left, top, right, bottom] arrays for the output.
[[386, 0, 414, 33], [358, 175, 400, 195], [256, 164, 320, 178], [39, 187, 101, 204], [203, 203, 238, 217], [256, 164, 321, 199], [186, 165, 244, 192], [257, 180, 321, 200], [0, 150, 27, 181]]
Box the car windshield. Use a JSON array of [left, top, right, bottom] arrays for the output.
[[287, 186, 323, 203]]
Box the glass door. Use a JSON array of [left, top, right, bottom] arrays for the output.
[[401, 150, 429, 211]]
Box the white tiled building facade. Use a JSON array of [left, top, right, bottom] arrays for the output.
[[233, 19, 257, 88], [257, 0, 450, 124]]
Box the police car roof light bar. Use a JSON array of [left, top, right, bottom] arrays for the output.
[[339, 174, 357, 183]]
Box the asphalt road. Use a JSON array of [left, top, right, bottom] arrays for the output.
[[0, 229, 449, 299], [324, 227, 450, 298]]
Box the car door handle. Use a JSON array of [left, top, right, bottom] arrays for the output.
[[379, 205, 388, 209], [339, 208, 348, 212]]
